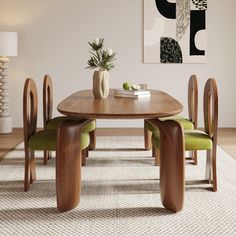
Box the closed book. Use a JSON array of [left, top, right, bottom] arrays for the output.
[[115, 92, 150, 99], [114, 89, 150, 95]]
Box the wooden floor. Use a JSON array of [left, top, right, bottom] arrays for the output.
[[217, 128, 236, 160], [0, 128, 23, 160], [1, 128, 236, 160]]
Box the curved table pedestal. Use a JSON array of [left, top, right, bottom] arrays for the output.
[[147, 119, 185, 212], [56, 89, 185, 212], [56, 120, 85, 212], [56, 118, 185, 213]]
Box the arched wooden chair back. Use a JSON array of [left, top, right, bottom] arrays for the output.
[[204, 78, 218, 143], [43, 74, 53, 129], [23, 78, 38, 148], [188, 74, 198, 128]]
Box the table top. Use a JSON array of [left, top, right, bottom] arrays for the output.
[[57, 89, 183, 119]]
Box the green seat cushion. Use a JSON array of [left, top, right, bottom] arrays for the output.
[[152, 129, 212, 151], [185, 130, 212, 150], [146, 116, 194, 133], [160, 116, 194, 130], [28, 129, 89, 151], [47, 116, 96, 133]]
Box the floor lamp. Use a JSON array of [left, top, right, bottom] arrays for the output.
[[0, 32, 17, 133]]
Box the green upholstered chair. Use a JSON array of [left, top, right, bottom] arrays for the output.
[[144, 74, 198, 165], [43, 75, 96, 165], [23, 78, 90, 191], [152, 78, 218, 191]]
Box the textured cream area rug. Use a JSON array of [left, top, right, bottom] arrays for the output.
[[0, 136, 236, 236]]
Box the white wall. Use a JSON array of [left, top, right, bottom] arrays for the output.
[[0, 0, 235, 128]]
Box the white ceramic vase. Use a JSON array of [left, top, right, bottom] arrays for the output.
[[93, 70, 109, 99]]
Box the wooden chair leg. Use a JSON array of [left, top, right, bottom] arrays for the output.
[[192, 151, 198, 165], [89, 129, 96, 150], [48, 150, 52, 160], [153, 147, 160, 166], [144, 121, 152, 150], [82, 149, 87, 166], [212, 147, 217, 192], [43, 150, 48, 165], [24, 148, 36, 191], [24, 148, 31, 191], [205, 150, 212, 184], [44, 150, 53, 165], [205, 148, 217, 192], [30, 150, 36, 183]]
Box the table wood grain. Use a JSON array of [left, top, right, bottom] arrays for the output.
[[57, 89, 183, 119]]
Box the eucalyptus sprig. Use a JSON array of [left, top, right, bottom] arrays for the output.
[[86, 38, 116, 71]]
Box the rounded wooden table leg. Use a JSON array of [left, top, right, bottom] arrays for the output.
[[147, 119, 185, 213], [159, 120, 185, 212], [56, 120, 86, 212]]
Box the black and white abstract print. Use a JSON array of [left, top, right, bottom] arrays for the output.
[[192, 0, 207, 10], [176, 0, 190, 41], [160, 37, 183, 63], [144, 0, 207, 63]]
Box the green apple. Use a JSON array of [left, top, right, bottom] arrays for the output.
[[131, 84, 141, 90], [123, 82, 131, 90]]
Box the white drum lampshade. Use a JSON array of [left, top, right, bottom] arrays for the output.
[[0, 32, 18, 133]]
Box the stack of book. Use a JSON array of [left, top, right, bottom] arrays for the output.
[[114, 89, 151, 98]]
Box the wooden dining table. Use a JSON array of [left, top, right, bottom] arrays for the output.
[[57, 89, 185, 213]]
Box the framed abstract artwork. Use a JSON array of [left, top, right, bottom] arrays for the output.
[[144, 0, 207, 63]]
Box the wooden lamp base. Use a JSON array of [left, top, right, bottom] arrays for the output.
[[0, 57, 12, 134], [0, 116, 12, 133]]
